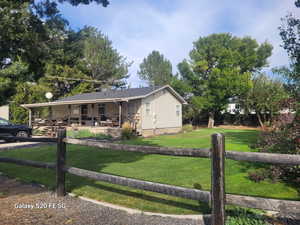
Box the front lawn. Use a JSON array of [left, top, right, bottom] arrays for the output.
[[0, 128, 298, 215]]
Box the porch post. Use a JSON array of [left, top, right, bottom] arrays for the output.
[[79, 105, 82, 125], [28, 108, 32, 128], [91, 104, 95, 126], [119, 102, 122, 128], [68, 105, 71, 126], [49, 106, 53, 120]]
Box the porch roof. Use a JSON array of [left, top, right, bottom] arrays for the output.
[[21, 85, 187, 108]]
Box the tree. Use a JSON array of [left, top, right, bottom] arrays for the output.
[[10, 82, 50, 124], [179, 33, 273, 128], [0, 0, 110, 89], [82, 27, 130, 90], [138, 50, 173, 86], [242, 74, 288, 128], [0, 59, 30, 105], [39, 63, 91, 99], [0, 0, 114, 124], [278, 1, 300, 100]]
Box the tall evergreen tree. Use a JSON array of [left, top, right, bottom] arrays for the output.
[[138, 50, 173, 86]]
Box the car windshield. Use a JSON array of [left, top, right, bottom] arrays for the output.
[[0, 118, 10, 125]]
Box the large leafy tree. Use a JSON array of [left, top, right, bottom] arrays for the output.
[[0, 0, 117, 123], [0, 1, 49, 78], [0, 0, 110, 96], [243, 74, 288, 128], [179, 33, 273, 128], [138, 50, 173, 86]]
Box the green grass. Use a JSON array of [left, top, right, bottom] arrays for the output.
[[67, 129, 112, 140], [0, 128, 298, 215]]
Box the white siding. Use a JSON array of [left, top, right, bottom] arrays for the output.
[[0, 105, 9, 120], [141, 89, 182, 129]]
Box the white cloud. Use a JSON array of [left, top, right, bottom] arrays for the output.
[[59, 0, 299, 86]]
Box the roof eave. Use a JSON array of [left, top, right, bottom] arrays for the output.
[[21, 85, 187, 108]]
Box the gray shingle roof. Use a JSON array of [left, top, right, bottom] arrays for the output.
[[55, 86, 162, 102]]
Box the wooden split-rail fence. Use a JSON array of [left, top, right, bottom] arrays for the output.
[[0, 128, 300, 225]]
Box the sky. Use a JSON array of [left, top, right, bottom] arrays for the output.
[[58, 0, 299, 87]]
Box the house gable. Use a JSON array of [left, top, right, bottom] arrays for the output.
[[141, 88, 183, 130]]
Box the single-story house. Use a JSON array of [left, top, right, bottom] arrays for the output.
[[21, 85, 187, 137]]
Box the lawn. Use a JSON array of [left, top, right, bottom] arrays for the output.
[[0, 128, 298, 215]]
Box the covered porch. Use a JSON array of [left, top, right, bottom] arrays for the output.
[[23, 99, 141, 136]]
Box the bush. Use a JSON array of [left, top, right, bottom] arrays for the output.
[[121, 122, 135, 140], [253, 114, 300, 187], [182, 124, 193, 132], [248, 169, 268, 183], [226, 208, 267, 225]]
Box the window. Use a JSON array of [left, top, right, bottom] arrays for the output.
[[81, 104, 88, 115], [145, 102, 150, 115], [98, 104, 106, 120], [176, 105, 180, 116], [72, 105, 80, 115]]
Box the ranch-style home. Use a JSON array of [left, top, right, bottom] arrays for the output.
[[21, 85, 187, 137]]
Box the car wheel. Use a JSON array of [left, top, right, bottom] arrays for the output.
[[16, 131, 29, 138]]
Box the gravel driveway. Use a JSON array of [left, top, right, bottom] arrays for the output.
[[0, 175, 205, 225], [0, 137, 53, 152]]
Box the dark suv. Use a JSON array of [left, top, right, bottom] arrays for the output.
[[0, 117, 32, 139]]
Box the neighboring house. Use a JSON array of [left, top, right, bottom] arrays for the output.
[[21, 85, 187, 137], [0, 105, 9, 120], [223, 98, 294, 115]]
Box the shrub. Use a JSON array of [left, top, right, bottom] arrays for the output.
[[253, 114, 300, 187], [226, 207, 267, 225], [67, 129, 94, 138], [121, 122, 134, 140], [248, 169, 268, 183], [182, 124, 193, 132]]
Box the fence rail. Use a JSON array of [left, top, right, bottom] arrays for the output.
[[64, 138, 211, 158], [64, 166, 211, 202], [65, 137, 300, 165], [0, 128, 300, 225]]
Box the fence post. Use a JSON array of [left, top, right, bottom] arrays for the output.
[[211, 133, 226, 225], [56, 128, 66, 197]]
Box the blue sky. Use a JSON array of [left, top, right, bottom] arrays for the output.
[[58, 0, 298, 87]]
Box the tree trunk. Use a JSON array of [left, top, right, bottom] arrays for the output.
[[208, 112, 215, 128], [256, 113, 265, 129]]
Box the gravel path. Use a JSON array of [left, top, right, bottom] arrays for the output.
[[0, 175, 204, 225]]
